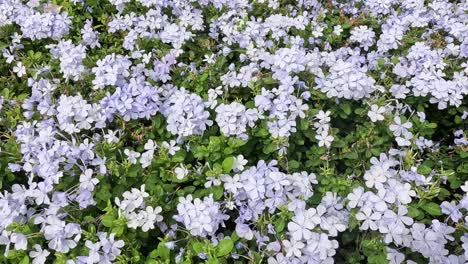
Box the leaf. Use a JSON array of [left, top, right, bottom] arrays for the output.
[[102, 201, 116, 227], [344, 151, 358, 160], [263, 143, 277, 154], [417, 165, 432, 175], [192, 242, 205, 254], [274, 218, 286, 233], [340, 103, 352, 116], [420, 202, 442, 216], [289, 160, 300, 169], [222, 157, 235, 173], [407, 206, 421, 218], [377, 58, 385, 67], [216, 238, 234, 257], [149, 243, 170, 260], [127, 165, 140, 177], [19, 256, 29, 264]]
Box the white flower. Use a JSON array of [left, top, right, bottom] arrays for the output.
[[162, 140, 180, 155], [395, 130, 413, 146], [29, 244, 50, 264], [236, 223, 254, 240], [221, 174, 242, 194], [124, 149, 141, 164], [13, 62, 26, 77], [389, 116, 412, 137], [287, 209, 320, 241], [333, 25, 343, 36], [356, 207, 381, 230], [233, 155, 248, 172], [347, 187, 365, 208], [104, 129, 120, 143], [140, 150, 154, 168], [144, 139, 158, 152], [461, 181, 468, 193], [367, 104, 386, 122], [175, 164, 189, 180], [140, 206, 163, 232], [10, 233, 27, 251], [203, 54, 216, 64], [364, 166, 388, 189], [282, 239, 304, 258], [79, 169, 99, 191], [316, 131, 334, 148]]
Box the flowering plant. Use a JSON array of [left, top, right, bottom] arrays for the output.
[[0, 0, 467, 263]]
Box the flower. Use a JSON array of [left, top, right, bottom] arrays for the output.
[[282, 239, 304, 258], [441, 201, 462, 222], [389, 116, 412, 137], [174, 164, 189, 180], [29, 244, 50, 264], [316, 131, 334, 148], [124, 149, 141, 164], [347, 187, 365, 208], [79, 169, 99, 191], [140, 206, 164, 232], [162, 140, 180, 155], [367, 104, 386, 122], [13, 62, 26, 77], [333, 25, 343, 35], [356, 207, 381, 231], [233, 155, 248, 172], [287, 209, 320, 240]]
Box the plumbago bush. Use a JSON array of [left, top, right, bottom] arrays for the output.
[[0, 0, 468, 264]]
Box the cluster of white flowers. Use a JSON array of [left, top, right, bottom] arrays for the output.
[[314, 110, 334, 148], [215, 102, 258, 139], [56, 94, 105, 134], [349, 151, 463, 263], [0, 0, 467, 262], [48, 40, 87, 81], [315, 59, 378, 100], [255, 78, 309, 138], [18, 11, 72, 40], [115, 185, 164, 232], [78, 233, 124, 264], [161, 89, 213, 137], [349, 26, 376, 51], [92, 54, 132, 90], [173, 194, 229, 238]]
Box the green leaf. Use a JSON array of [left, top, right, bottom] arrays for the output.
[[19, 256, 29, 264], [127, 165, 140, 177], [263, 143, 277, 154], [377, 58, 385, 67], [289, 160, 300, 169], [216, 238, 234, 257], [222, 157, 235, 173], [275, 218, 286, 233], [344, 151, 358, 160], [407, 206, 421, 218], [192, 242, 205, 254], [420, 202, 442, 216], [417, 165, 432, 175], [102, 201, 117, 227], [340, 103, 352, 116], [150, 243, 170, 259]]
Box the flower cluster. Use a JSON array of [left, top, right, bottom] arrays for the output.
[[0, 0, 467, 263], [48, 40, 87, 81], [92, 54, 132, 90], [115, 185, 164, 232], [173, 194, 228, 238], [315, 59, 378, 100], [161, 88, 213, 137], [215, 102, 258, 139]]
